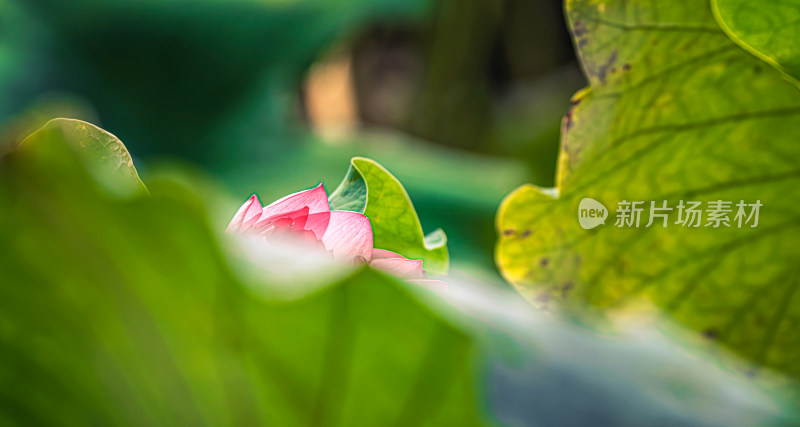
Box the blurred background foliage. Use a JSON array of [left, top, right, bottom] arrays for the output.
[[0, 0, 584, 276]]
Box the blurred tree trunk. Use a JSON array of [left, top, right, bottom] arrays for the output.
[[405, 0, 501, 151], [349, 0, 577, 153]]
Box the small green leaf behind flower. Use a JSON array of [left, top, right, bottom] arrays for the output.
[[330, 157, 449, 275]]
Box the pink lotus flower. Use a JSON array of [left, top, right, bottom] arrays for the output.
[[227, 183, 445, 289]]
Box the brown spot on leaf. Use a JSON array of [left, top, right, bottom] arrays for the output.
[[563, 107, 575, 132], [573, 21, 588, 37], [520, 229, 532, 238], [594, 50, 618, 84], [503, 229, 516, 236]]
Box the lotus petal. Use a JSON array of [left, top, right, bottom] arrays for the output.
[[370, 257, 424, 279], [321, 211, 373, 262], [261, 183, 330, 220], [226, 194, 263, 233]]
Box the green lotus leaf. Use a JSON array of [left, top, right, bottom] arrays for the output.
[[497, 0, 800, 378]]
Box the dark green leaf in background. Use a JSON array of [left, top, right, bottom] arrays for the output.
[[6, 0, 431, 164]]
